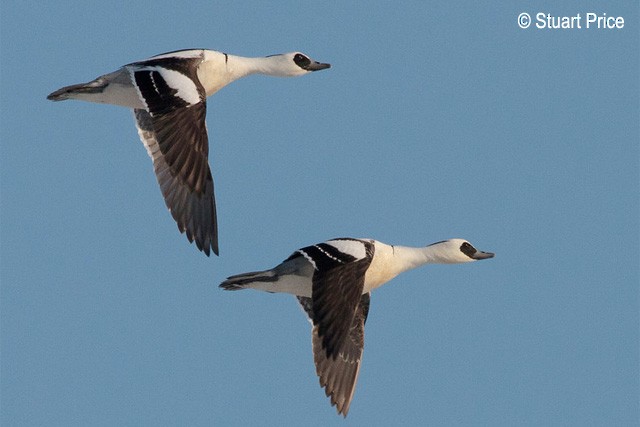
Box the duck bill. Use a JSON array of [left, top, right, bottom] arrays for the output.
[[473, 251, 495, 260], [306, 61, 331, 71]]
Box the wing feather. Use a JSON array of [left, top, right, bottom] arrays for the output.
[[298, 293, 371, 417], [133, 107, 218, 255]]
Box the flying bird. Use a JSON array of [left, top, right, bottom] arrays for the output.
[[220, 237, 494, 416], [47, 49, 331, 256]]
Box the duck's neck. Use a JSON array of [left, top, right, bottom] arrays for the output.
[[392, 244, 455, 274], [365, 243, 441, 292], [228, 55, 291, 77], [198, 53, 293, 97]]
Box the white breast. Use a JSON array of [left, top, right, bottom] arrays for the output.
[[363, 241, 402, 293]]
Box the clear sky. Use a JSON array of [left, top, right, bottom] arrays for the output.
[[1, 2, 638, 426]]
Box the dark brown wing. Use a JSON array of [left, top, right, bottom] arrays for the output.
[[298, 240, 374, 359], [134, 106, 218, 256], [298, 293, 371, 417]]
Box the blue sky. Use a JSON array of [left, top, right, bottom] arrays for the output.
[[1, 2, 638, 426]]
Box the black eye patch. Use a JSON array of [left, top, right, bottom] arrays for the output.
[[293, 53, 311, 69], [460, 242, 477, 258]]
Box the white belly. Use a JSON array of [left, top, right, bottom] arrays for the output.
[[250, 274, 314, 298]]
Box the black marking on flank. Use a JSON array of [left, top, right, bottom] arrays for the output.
[[224, 53, 228, 64]]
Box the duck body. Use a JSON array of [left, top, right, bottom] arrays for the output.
[[221, 238, 494, 297], [48, 49, 330, 256], [220, 237, 494, 416], [48, 49, 330, 106]]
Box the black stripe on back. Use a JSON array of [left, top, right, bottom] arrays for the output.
[[138, 54, 201, 76], [300, 243, 358, 272], [134, 70, 189, 115], [317, 242, 359, 264]]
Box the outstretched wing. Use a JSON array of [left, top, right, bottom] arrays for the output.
[[298, 293, 371, 417], [296, 238, 374, 359], [130, 58, 218, 256]]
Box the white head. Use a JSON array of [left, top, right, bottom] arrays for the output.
[[264, 52, 331, 76], [426, 239, 495, 264]]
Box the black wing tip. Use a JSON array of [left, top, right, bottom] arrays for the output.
[[195, 237, 219, 257], [204, 235, 219, 256], [182, 226, 218, 256], [328, 394, 350, 417], [197, 237, 218, 256], [319, 363, 353, 418]]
